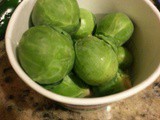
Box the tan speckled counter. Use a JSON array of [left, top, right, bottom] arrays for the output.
[[0, 35, 160, 120]]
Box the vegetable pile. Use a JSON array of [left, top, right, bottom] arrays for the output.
[[17, 0, 134, 98]]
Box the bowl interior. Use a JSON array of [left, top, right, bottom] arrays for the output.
[[5, 0, 160, 105]]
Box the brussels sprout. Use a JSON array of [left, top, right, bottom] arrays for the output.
[[92, 70, 132, 97], [96, 34, 118, 53], [32, 0, 80, 34], [74, 36, 118, 86], [43, 72, 90, 98], [95, 13, 134, 46], [73, 8, 95, 39], [117, 47, 133, 69], [17, 26, 75, 84]]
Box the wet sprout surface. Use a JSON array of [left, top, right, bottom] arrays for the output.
[[17, 0, 134, 98]]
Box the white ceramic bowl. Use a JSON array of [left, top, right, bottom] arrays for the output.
[[5, 0, 160, 110]]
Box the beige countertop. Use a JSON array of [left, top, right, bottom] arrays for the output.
[[0, 36, 160, 120]]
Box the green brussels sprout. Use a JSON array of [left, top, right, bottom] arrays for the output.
[[32, 0, 80, 34], [43, 72, 90, 98], [117, 47, 133, 69], [74, 36, 118, 86], [95, 13, 134, 46], [96, 34, 118, 53], [92, 70, 132, 97], [73, 8, 95, 39], [17, 26, 75, 84]]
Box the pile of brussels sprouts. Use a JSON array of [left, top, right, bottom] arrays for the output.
[[17, 0, 134, 98]]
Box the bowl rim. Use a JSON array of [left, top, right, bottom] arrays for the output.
[[5, 0, 160, 106]]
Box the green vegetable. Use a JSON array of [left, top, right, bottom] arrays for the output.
[[17, 26, 75, 84], [73, 8, 95, 39], [92, 70, 132, 97], [74, 36, 118, 86], [117, 47, 133, 69], [95, 12, 134, 46], [44, 72, 90, 98], [0, 0, 22, 39], [96, 34, 118, 53], [32, 0, 80, 34]]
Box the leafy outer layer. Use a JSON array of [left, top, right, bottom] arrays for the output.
[[74, 36, 118, 86], [17, 26, 75, 84], [73, 8, 95, 39], [43, 72, 90, 98], [92, 69, 132, 97], [32, 0, 80, 34], [96, 12, 134, 46], [117, 46, 133, 69]]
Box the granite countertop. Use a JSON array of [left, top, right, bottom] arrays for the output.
[[0, 38, 160, 120]]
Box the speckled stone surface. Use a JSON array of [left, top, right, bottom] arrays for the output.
[[0, 36, 160, 120]]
